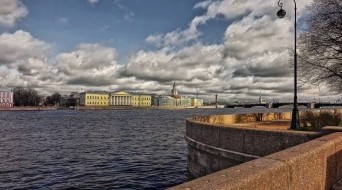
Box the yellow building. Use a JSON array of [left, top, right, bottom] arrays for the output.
[[79, 91, 109, 106], [132, 94, 152, 107], [110, 91, 133, 106], [191, 98, 203, 107]]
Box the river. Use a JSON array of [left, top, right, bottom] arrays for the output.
[[0, 108, 284, 189]]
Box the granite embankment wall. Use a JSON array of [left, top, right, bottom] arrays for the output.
[[171, 111, 342, 190], [185, 112, 322, 178]]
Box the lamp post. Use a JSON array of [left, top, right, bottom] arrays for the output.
[[277, 0, 300, 129]]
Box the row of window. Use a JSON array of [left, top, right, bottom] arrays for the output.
[[86, 96, 108, 100], [133, 102, 151, 106], [134, 97, 151, 101], [0, 94, 12, 98], [0, 99, 12, 103], [87, 102, 108, 105], [0, 103, 12, 107]]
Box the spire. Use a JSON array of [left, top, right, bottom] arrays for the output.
[[171, 81, 178, 97]]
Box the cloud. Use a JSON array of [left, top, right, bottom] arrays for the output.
[[54, 43, 121, 87], [142, 0, 319, 100], [124, 11, 135, 21], [194, 0, 212, 9], [2, 0, 331, 101], [145, 24, 200, 47], [0, 0, 28, 27], [0, 30, 51, 66], [88, 0, 99, 5], [121, 43, 224, 83], [113, 0, 124, 10], [56, 17, 69, 25]]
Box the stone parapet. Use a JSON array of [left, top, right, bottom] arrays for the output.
[[171, 132, 342, 190], [171, 110, 342, 189], [185, 112, 321, 178]]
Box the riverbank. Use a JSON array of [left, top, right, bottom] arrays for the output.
[[0, 105, 224, 111]]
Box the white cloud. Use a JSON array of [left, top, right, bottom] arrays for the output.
[[0, 0, 28, 27], [1, 0, 330, 100], [121, 43, 225, 87], [124, 11, 135, 21], [0, 30, 56, 92], [56, 17, 69, 25], [54, 43, 121, 87], [194, 0, 212, 9], [0, 30, 51, 66], [88, 0, 99, 5], [146, 25, 200, 47], [142, 0, 318, 100]]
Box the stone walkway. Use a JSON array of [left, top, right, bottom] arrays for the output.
[[228, 120, 291, 130]]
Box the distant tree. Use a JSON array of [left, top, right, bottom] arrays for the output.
[[44, 96, 52, 106], [13, 87, 41, 106], [50, 92, 61, 106], [298, 0, 342, 92], [68, 92, 80, 106]]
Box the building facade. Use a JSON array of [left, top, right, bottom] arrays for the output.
[[0, 89, 14, 108], [132, 94, 152, 107], [79, 91, 109, 106], [191, 98, 203, 107], [153, 82, 203, 107], [154, 95, 176, 106], [110, 91, 133, 106]]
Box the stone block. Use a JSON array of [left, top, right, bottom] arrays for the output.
[[243, 130, 287, 156], [219, 126, 245, 153], [208, 154, 223, 174], [318, 133, 342, 182], [201, 124, 220, 147], [169, 158, 289, 190], [189, 122, 203, 141], [265, 136, 338, 190], [185, 120, 192, 137]]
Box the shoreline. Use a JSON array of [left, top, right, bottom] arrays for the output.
[[0, 106, 224, 111]]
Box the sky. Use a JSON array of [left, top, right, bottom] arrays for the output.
[[0, 0, 339, 102]]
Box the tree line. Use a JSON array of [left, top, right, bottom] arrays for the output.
[[13, 87, 62, 106]]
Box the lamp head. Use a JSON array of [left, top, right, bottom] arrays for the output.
[[277, 8, 286, 18]]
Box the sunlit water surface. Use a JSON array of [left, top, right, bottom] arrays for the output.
[[0, 108, 283, 189]]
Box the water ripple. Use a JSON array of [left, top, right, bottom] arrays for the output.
[[0, 108, 279, 189]]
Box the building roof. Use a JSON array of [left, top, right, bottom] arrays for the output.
[[80, 91, 109, 95], [0, 88, 12, 92]]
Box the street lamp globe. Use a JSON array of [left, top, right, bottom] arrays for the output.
[[277, 8, 286, 18]]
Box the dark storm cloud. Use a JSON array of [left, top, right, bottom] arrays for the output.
[[67, 77, 113, 86], [118, 69, 176, 83], [232, 66, 291, 78]]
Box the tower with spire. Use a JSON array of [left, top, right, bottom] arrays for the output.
[[171, 81, 178, 97]]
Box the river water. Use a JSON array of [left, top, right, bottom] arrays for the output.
[[0, 108, 283, 190]]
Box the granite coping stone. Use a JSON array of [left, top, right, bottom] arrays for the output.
[[170, 157, 289, 190], [171, 132, 342, 190]]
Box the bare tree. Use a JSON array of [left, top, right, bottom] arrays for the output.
[[298, 0, 342, 92]]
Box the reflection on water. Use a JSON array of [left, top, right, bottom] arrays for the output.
[[0, 108, 282, 189]]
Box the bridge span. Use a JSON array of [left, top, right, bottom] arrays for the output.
[[225, 102, 342, 109]]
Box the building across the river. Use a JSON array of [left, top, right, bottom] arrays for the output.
[[132, 93, 153, 107], [110, 91, 132, 106], [0, 89, 14, 108], [79, 91, 110, 107], [79, 82, 203, 108], [109, 91, 153, 107], [153, 82, 203, 107]]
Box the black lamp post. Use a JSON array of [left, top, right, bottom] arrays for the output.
[[277, 0, 300, 129]]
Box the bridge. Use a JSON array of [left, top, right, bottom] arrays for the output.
[[225, 102, 342, 109]]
